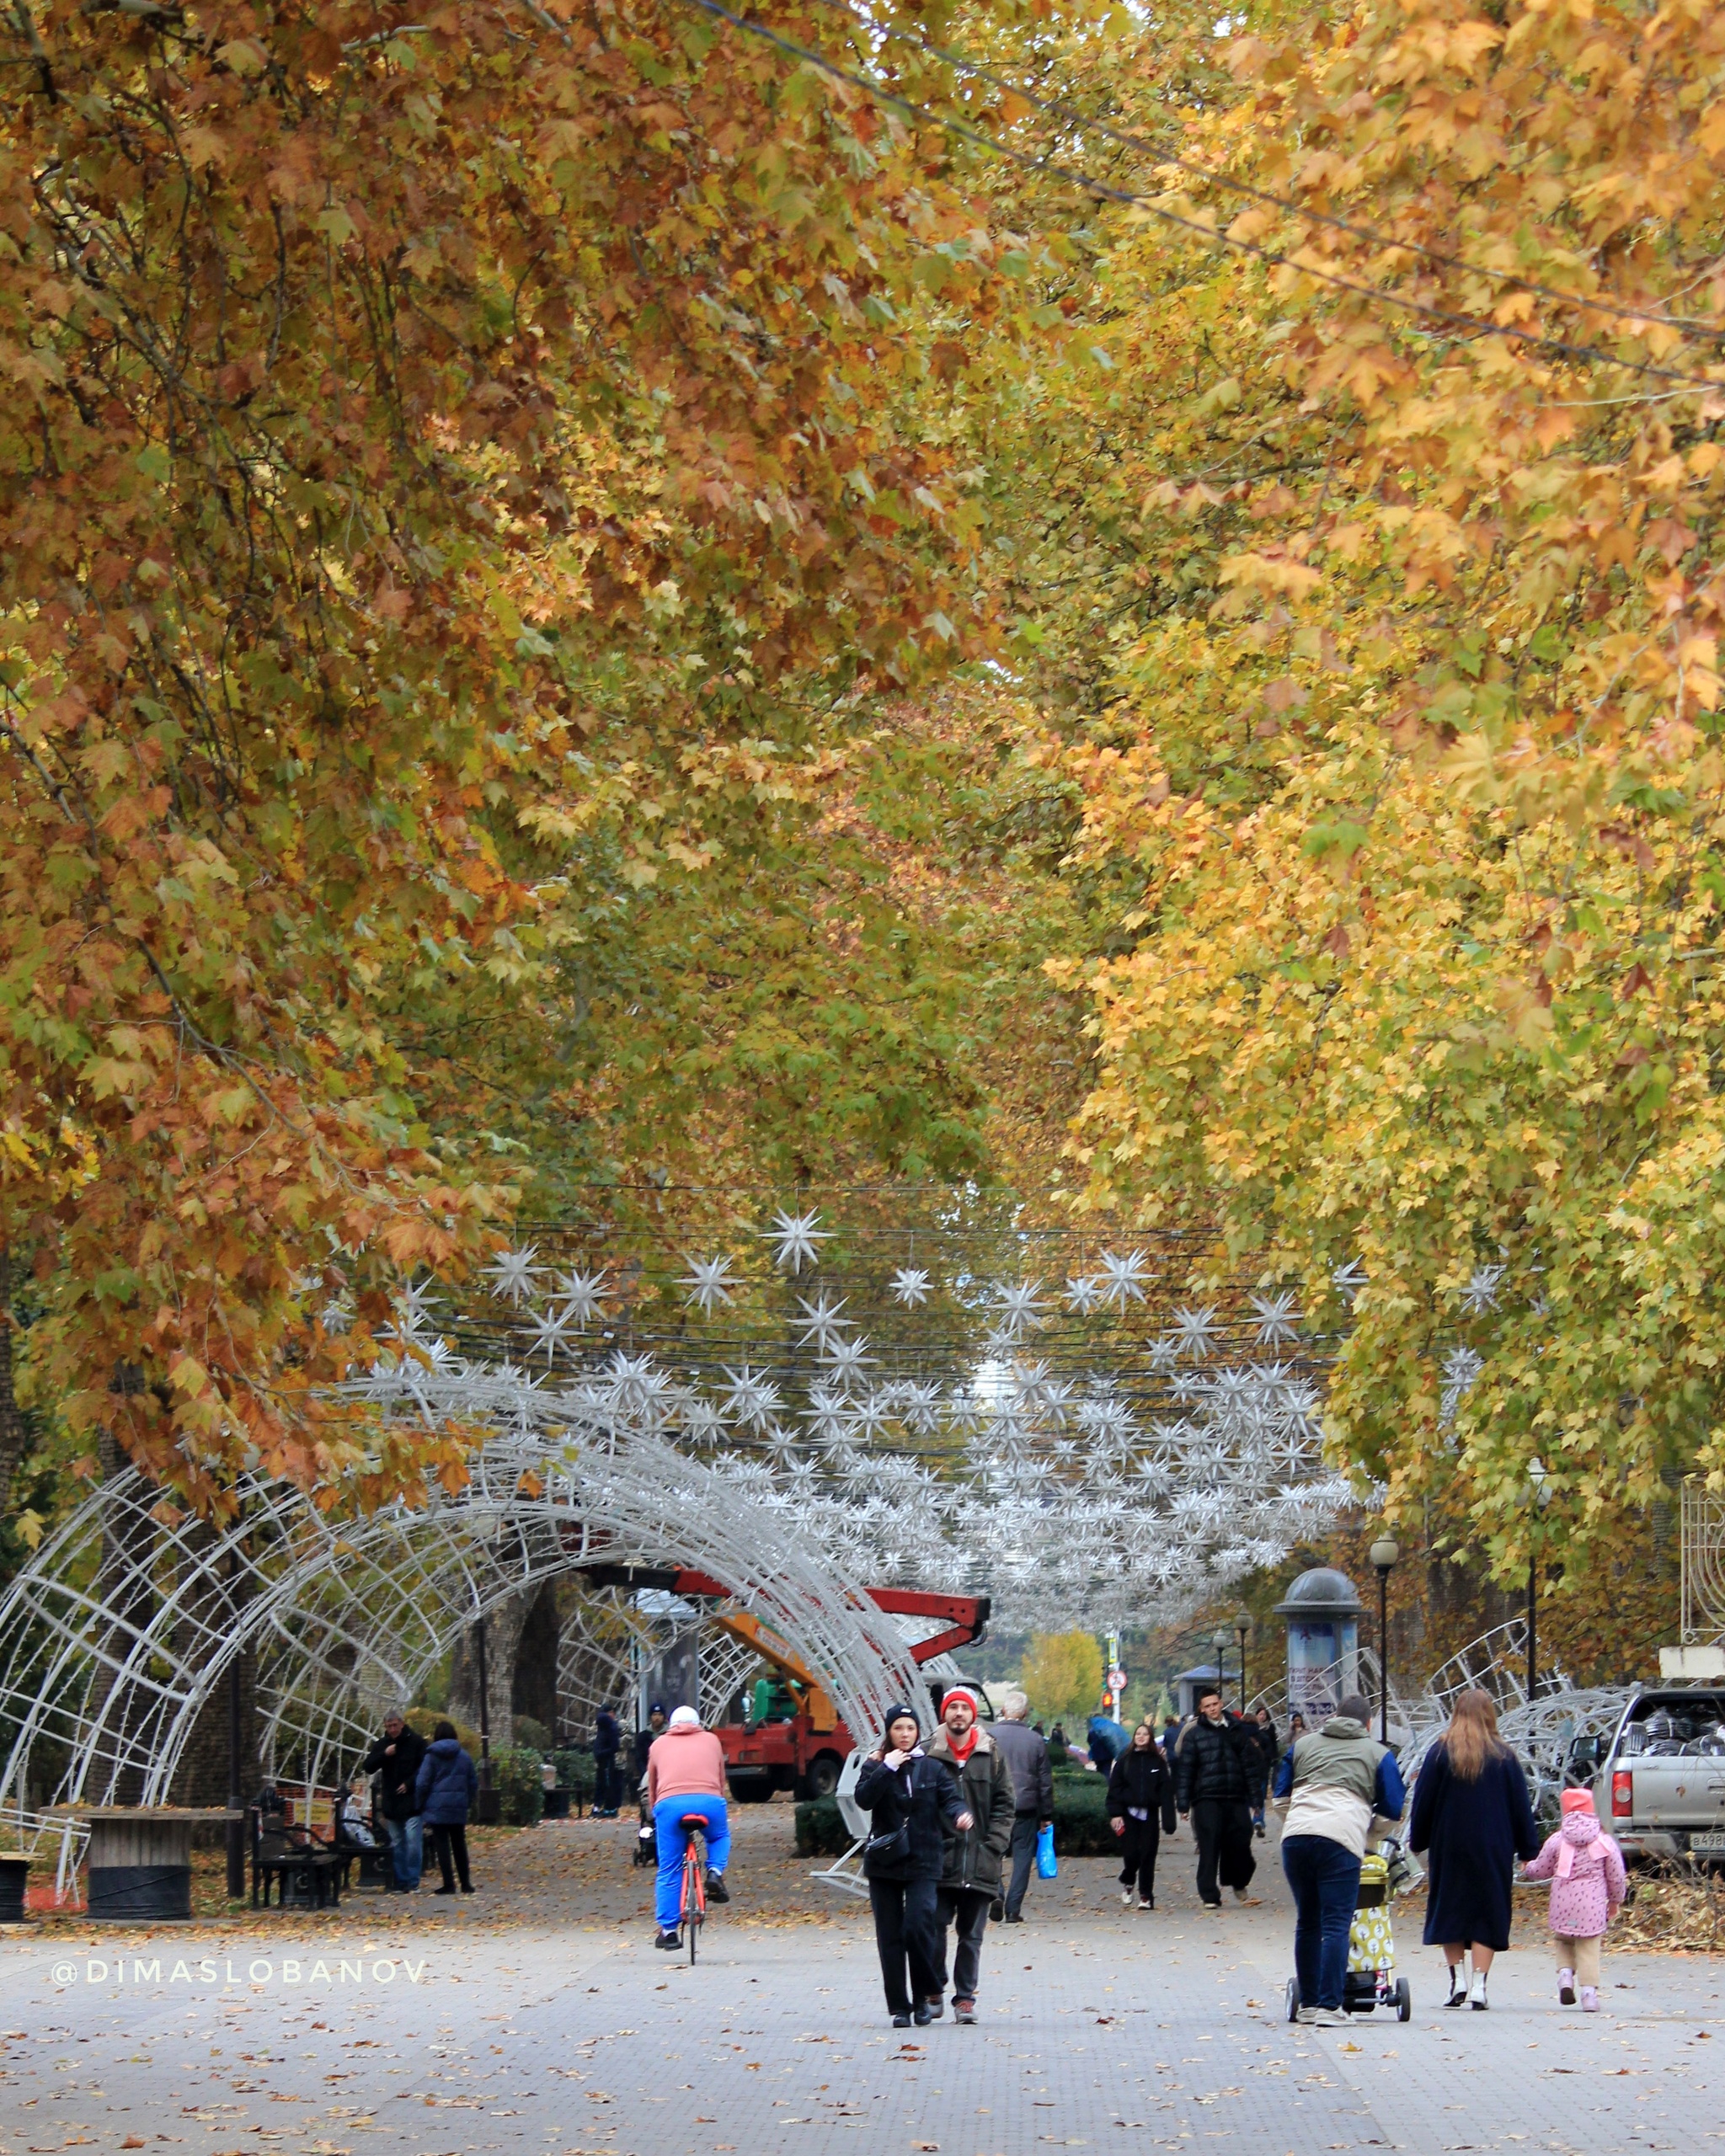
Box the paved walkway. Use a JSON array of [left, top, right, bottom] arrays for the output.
[[3, 1810, 1721, 2155]]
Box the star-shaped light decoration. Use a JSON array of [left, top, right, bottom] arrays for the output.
[[680, 1253, 738, 1316], [484, 1246, 540, 1305], [1332, 1258, 1367, 1307], [991, 1278, 1049, 1339], [1097, 1249, 1151, 1311], [795, 1293, 850, 1349], [721, 1364, 782, 1430], [889, 1267, 933, 1308], [553, 1267, 611, 1326], [1460, 1263, 1505, 1315], [1171, 1305, 1220, 1358], [1250, 1291, 1302, 1347], [1064, 1274, 1104, 1314], [528, 1306, 578, 1366], [820, 1333, 876, 1389], [1439, 1344, 1483, 1428], [763, 1208, 830, 1273]]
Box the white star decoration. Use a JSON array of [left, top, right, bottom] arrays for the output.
[[485, 1246, 541, 1304], [889, 1267, 932, 1308], [680, 1254, 738, 1315], [764, 1209, 829, 1273]]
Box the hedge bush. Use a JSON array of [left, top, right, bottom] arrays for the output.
[[489, 1745, 545, 1827]]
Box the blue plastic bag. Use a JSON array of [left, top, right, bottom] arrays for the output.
[[1036, 1822, 1057, 1879]]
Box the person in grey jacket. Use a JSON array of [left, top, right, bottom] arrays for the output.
[[991, 1690, 1054, 1924]]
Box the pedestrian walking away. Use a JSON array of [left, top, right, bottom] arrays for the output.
[[1407, 1688, 1542, 2009], [592, 1701, 623, 1817], [1175, 1685, 1266, 1907], [361, 1710, 428, 1892], [414, 1719, 479, 1895], [646, 1704, 732, 1950], [991, 1689, 1054, 1923], [856, 1704, 975, 2025], [1521, 1786, 1628, 2012], [1250, 1707, 1279, 1834], [1270, 1691, 1406, 2025], [1107, 1721, 1178, 1909], [926, 1686, 1015, 2023]]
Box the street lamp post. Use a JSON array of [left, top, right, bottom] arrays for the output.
[[1212, 1628, 1232, 1710], [1235, 1610, 1253, 1713], [1369, 1535, 1400, 1745], [1526, 1459, 1550, 1701]]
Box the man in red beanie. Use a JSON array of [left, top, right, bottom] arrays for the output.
[[925, 1686, 1015, 2024]]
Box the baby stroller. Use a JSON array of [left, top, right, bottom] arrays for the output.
[[1285, 1843, 1413, 2022], [633, 1776, 657, 1869]]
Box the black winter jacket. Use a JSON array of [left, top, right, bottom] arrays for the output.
[[1106, 1745, 1178, 1835], [1174, 1714, 1264, 1810], [361, 1725, 429, 1821], [855, 1752, 969, 1881]]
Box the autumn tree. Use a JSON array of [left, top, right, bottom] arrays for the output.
[[1022, 1627, 1103, 1724], [978, 0, 1725, 1595], [0, 0, 1091, 1510]]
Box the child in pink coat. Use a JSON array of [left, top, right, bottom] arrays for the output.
[[1521, 1786, 1627, 2011]]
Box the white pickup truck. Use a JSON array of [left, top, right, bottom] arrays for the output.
[[1578, 1688, 1725, 1864]]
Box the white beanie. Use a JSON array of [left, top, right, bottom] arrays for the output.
[[669, 1705, 701, 1730]]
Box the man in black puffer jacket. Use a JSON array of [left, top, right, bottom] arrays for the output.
[[1174, 1687, 1265, 1908]]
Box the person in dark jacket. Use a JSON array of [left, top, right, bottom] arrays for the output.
[[1107, 1721, 1178, 1909], [991, 1691, 1054, 1924], [592, 1704, 622, 1817], [1174, 1687, 1266, 1908], [414, 1721, 480, 1895], [1408, 1688, 1541, 2010], [633, 1700, 669, 1787], [361, 1710, 429, 1892], [1250, 1708, 1279, 1833], [856, 1704, 974, 2026], [925, 1688, 1016, 2023]]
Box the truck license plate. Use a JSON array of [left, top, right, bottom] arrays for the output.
[[1689, 1832, 1725, 1854]]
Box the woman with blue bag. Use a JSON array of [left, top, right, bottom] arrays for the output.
[[856, 1704, 974, 2027], [1107, 1721, 1178, 1910]]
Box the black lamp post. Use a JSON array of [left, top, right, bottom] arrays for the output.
[[1234, 1610, 1253, 1712], [1369, 1535, 1399, 1744], [1526, 1459, 1550, 1701]]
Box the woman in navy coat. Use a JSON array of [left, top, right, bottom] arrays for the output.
[[1407, 1689, 1541, 2011], [414, 1720, 480, 1896]]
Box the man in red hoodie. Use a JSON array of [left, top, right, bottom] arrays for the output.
[[646, 1705, 732, 1948]]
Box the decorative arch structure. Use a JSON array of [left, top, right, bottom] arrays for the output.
[[0, 1401, 921, 1815]]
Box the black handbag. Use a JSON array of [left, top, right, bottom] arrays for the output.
[[863, 1821, 910, 1863]]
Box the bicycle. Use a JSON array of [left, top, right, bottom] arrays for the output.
[[677, 1812, 708, 1966]]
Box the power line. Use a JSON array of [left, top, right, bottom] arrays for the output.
[[680, 0, 1725, 392], [807, 0, 1725, 347]]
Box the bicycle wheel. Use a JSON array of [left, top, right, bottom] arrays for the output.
[[682, 1837, 706, 1967]]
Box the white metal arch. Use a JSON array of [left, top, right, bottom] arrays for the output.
[[0, 1394, 921, 1812]]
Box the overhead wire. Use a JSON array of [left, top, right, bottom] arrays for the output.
[[677, 0, 1725, 392]]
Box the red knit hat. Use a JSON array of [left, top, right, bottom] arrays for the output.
[[941, 1685, 981, 1716], [1560, 1786, 1596, 1815]]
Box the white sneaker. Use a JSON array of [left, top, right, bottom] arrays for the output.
[[1295, 2006, 1320, 2025], [1119, 1888, 1135, 1907], [1468, 1971, 1488, 2011], [1310, 2007, 1349, 2027]]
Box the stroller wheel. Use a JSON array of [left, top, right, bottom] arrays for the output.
[[1395, 1978, 1412, 2022], [1284, 1977, 1300, 2024]]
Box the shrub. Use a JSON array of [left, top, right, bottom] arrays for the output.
[[794, 1798, 852, 1857], [489, 1745, 545, 1827], [553, 1748, 598, 1803], [512, 1715, 553, 1753]]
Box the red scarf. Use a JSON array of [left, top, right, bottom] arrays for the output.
[[946, 1723, 980, 1765]]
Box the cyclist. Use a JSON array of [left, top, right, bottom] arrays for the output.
[[645, 1704, 731, 1950]]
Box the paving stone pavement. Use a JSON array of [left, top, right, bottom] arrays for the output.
[[3, 1808, 1722, 2156]]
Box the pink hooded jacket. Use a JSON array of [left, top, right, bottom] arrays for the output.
[[1522, 1809, 1627, 1938]]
